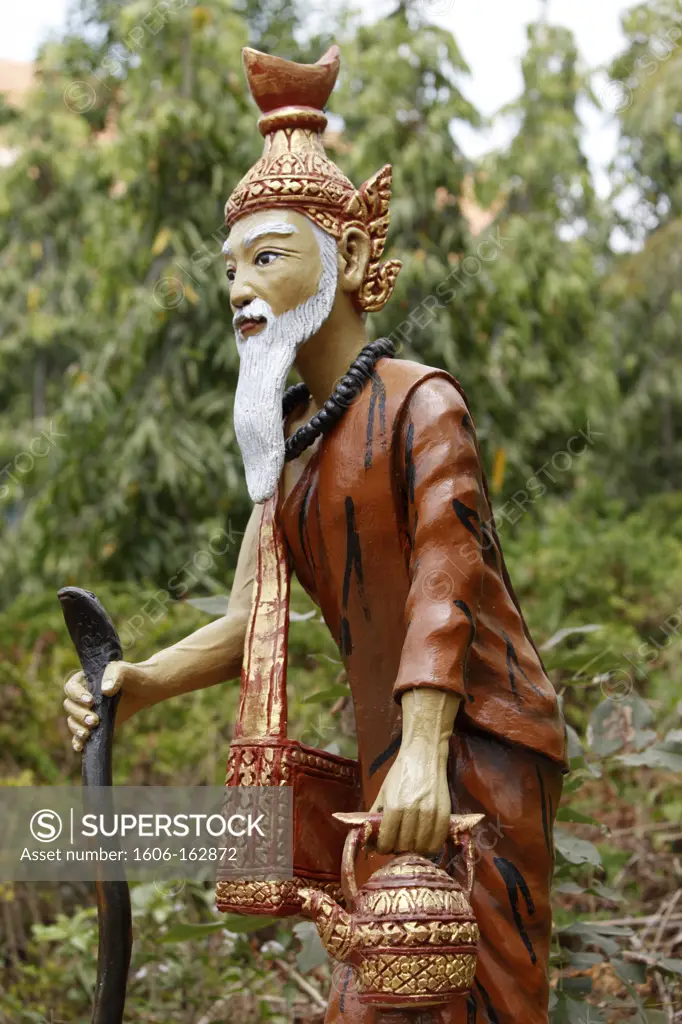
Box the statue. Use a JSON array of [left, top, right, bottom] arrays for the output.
[[63, 44, 567, 1023]]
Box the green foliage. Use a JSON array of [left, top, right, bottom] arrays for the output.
[[609, 0, 682, 228], [1, 0, 681, 1019], [0, 576, 346, 787], [3, 882, 314, 1022], [602, 2, 682, 505]]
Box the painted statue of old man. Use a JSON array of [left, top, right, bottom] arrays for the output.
[[64, 45, 567, 1023]]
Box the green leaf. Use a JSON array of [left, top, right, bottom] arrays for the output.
[[567, 952, 603, 969], [550, 992, 605, 1023], [610, 958, 646, 985], [186, 595, 230, 616], [554, 829, 602, 867], [587, 699, 629, 756], [561, 976, 593, 996], [657, 957, 682, 976], [221, 914, 280, 934], [555, 881, 585, 895], [541, 625, 603, 651], [293, 921, 329, 973], [161, 921, 227, 942], [302, 683, 350, 703], [563, 765, 602, 795], [560, 921, 633, 963], [556, 807, 598, 825], [162, 915, 279, 942], [662, 729, 682, 753], [563, 771, 590, 795], [590, 883, 623, 903], [633, 728, 657, 751], [617, 747, 682, 772], [566, 724, 585, 762]]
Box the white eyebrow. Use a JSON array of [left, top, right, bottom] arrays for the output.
[[222, 221, 298, 257]]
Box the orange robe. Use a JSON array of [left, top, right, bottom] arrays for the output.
[[279, 358, 567, 1023]]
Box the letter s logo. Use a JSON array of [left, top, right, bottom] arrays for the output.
[[30, 809, 63, 843]]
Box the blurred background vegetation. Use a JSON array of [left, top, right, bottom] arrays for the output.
[[1, 0, 681, 1020]]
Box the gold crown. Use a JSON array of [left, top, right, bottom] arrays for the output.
[[225, 46, 402, 313]]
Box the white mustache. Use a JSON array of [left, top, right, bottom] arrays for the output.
[[232, 298, 273, 332]]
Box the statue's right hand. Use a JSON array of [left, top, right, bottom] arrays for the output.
[[63, 662, 147, 752]]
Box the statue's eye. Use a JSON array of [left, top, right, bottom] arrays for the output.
[[255, 251, 279, 267], [225, 267, 236, 283]]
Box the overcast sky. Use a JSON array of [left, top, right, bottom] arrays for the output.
[[2, 0, 636, 195]]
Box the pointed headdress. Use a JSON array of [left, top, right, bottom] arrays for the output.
[[225, 46, 402, 313]]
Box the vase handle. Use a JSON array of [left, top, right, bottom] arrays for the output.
[[337, 813, 382, 903], [333, 811, 484, 903], [445, 813, 485, 898]]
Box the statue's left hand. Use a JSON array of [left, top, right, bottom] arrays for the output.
[[370, 735, 451, 855], [370, 688, 461, 856]]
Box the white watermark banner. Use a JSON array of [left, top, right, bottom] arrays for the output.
[[0, 787, 293, 882]]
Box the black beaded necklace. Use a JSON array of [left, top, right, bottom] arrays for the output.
[[282, 337, 396, 463]]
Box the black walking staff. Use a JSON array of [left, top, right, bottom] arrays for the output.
[[59, 587, 132, 1024]]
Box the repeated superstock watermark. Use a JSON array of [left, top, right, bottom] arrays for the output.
[[117, 522, 239, 650], [0, 424, 66, 501], [443, 815, 510, 876], [600, 23, 682, 113], [154, 216, 513, 316], [494, 424, 603, 528], [63, 0, 189, 114], [575, 599, 682, 703], [152, 218, 230, 310], [388, 228, 513, 350]]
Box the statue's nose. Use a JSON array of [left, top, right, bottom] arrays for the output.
[[230, 271, 257, 311]]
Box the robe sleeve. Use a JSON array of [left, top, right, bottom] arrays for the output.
[[393, 375, 486, 702]]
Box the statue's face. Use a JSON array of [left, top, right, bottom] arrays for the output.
[[224, 208, 339, 503], [224, 209, 329, 336]]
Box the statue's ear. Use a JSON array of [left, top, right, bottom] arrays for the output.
[[344, 165, 402, 312], [337, 226, 371, 294]]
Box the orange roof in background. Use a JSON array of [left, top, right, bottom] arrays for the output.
[[0, 60, 35, 165], [438, 175, 505, 238], [0, 59, 34, 106]]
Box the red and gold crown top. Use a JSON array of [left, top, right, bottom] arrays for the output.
[[224, 46, 401, 313]]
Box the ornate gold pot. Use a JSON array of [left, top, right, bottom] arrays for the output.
[[299, 812, 483, 1008]]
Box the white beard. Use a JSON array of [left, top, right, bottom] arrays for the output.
[[233, 226, 338, 504]]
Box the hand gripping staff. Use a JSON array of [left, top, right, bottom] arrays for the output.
[[58, 586, 132, 1024]]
